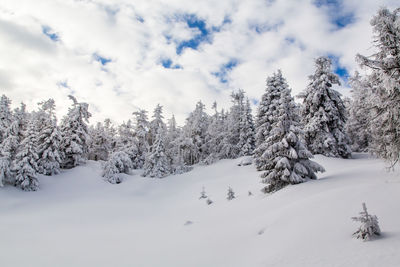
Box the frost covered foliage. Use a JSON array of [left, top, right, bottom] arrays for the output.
[[165, 116, 193, 174], [0, 95, 13, 144], [35, 99, 63, 176], [0, 157, 12, 187], [352, 203, 381, 241], [116, 120, 141, 168], [102, 151, 133, 184], [88, 121, 111, 161], [202, 102, 226, 164], [182, 101, 209, 165], [346, 73, 373, 152], [143, 128, 171, 178], [298, 57, 351, 158], [223, 90, 255, 158], [60, 95, 91, 169], [356, 8, 400, 167], [255, 70, 325, 193], [14, 120, 40, 191], [132, 110, 150, 168]]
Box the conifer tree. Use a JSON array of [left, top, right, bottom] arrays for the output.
[[298, 56, 351, 158], [183, 101, 209, 165], [35, 99, 63, 176], [133, 109, 149, 168], [238, 98, 256, 156], [356, 7, 400, 166], [346, 73, 373, 152], [14, 120, 40, 191], [89, 122, 111, 161], [143, 128, 171, 178], [255, 70, 325, 193], [60, 95, 91, 169], [0, 95, 12, 144]]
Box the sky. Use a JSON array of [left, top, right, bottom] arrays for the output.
[[0, 0, 398, 125]]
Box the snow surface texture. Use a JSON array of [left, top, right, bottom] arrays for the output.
[[1, 154, 399, 267]]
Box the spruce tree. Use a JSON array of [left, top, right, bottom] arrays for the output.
[[298, 56, 351, 158], [60, 95, 91, 169], [255, 70, 325, 193], [143, 128, 171, 178], [346, 73, 373, 152], [35, 99, 63, 175], [132, 109, 149, 168], [14, 120, 40, 191], [356, 7, 400, 167]]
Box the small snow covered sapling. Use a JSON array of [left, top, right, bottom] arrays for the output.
[[227, 187, 235, 200], [206, 198, 213, 205], [199, 186, 207, 199], [352, 203, 381, 241]]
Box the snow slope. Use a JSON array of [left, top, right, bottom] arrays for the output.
[[1, 154, 399, 267]]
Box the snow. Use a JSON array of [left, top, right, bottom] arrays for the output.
[[1, 154, 400, 267]]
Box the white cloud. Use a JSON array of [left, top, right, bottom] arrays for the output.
[[0, 0, 397, 125]]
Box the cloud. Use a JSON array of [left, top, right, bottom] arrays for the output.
[[0, 0, 397, 125]]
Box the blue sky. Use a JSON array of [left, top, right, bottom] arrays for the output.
[[0, 0, 397, 124]]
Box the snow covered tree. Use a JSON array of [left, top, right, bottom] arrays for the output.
[[132, 109, 149, 168], [0, 95, 12, 144], [35, 99, 63, 176], [148, 104, 167, 149], [14, 120, 40, 191], [203, 102, 226, 164], [182, 101, 209, 165], [356, 7, 400, 167], [238, 98, 256, 156], [142, 127, 171, 178], [298, 56, 352, 158], [0, 95, 14, 186], [255, 70, 325, 193], [89, 121, 111, 161], [346, 72, 373, 152], [352, 203, 381, 241], [102, 151, 133, 184], [60, 95, 91, 169]]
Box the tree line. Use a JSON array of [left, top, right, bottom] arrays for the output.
[[0, 7, 398, 192]]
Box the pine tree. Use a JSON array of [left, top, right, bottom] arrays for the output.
[[356, 7, 400, 167], [35, 99, 63, 176], [352, 203, 381, 241], [60, 95, 91, 169], [255, 70, 325, 193], [143, 128, 171, 178], [89, 122, 111, 161], [183, 101, 209, 165], [239, 98, 256, 156], [14, 120, 40, 191], [132, 109, 149, 168], [203, 102, 226, 164], [298, 56, 351, 158], [0, 95, 14, 186], [148, 104, 167, 149], [0, 95, 12, 144], [346, 72, 372, 152]]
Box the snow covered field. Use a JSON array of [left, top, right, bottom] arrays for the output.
[[1, 154, 399, 267]]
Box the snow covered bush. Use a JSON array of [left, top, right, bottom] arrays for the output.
[[298, 57, 351, 158], [352, 203, 381, 241], [255, 70, 325, 193], [102, 151, 133, 184], [227, 187, 235, 200]]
